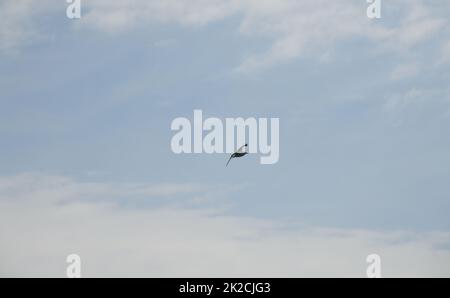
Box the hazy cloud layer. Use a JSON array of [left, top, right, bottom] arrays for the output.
[[1, 173, 449, 277]]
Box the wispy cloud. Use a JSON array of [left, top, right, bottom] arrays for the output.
[[0, 0, 55, 53], [0, 173, 228, 207], [0, 0, 37, 52], [3, 0, 449, 73], [1, 173, 449, 277], [439, 40, 450, 65], [389, 63, 420, 81]]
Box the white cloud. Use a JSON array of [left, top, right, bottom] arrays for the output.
[[384, 87, 450, 113], [79, 0, 241, 33], [439, 40, 450, 65], [0, 0, 36, 52], [153, 38, 177, 48], [0, 0, 55, 53], [395, 18, 445, 48], [0, 173, 217, 206], [2, 0, 449, 72], [389, 63, 420, 81], [79, 0, 448, 72], [234, 0, 371, 72], [381, 2, 447, 50], [1, 173, 449, 277]]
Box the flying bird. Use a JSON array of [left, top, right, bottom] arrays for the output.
[[226, 144, 248, 167]]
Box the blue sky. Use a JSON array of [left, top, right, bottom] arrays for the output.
[[1, 0, 450, 277]]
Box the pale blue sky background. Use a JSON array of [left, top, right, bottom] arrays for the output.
[[1, 0, 450, 277]]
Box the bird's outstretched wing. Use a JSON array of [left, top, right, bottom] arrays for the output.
[[226, 154, 234, 167]]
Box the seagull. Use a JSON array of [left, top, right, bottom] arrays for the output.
[[226, 144, 248, 167]]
